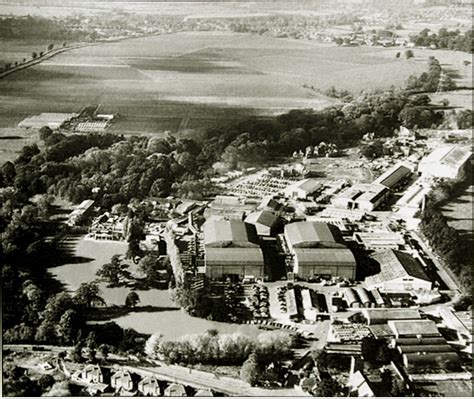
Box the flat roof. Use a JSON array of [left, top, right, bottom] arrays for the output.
[[388, 319, 441, 337], [420, 145, 472, 169], [362, 308, 422, 324]]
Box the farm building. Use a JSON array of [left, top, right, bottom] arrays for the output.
[[372, 163, 411, 190], [244, 210, 279, 236], [331, 183, 388, 212], [418, 146, 471, 180], [361, 308, 422, 325], [18, 112, 77, 130], [365, 249, 432, 292], [353, 231, 405, 250], [138, 376, 161, 396], [67, 199, 95, 226], [284, 178, 322, 199], [203, 220, 264, 280]]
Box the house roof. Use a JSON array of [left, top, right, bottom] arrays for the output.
[[365, 249, 430, 286], [285, 221, 344, 248], [205, 247, 264, 266], [373, 163, 411, 189], [165, 383, 186, 396], [388, 320, 441, 337], [203, 220, 259, 248], [244, 210, 278, 228], [294, 248, 356, 266]]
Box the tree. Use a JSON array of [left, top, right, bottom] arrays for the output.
[[32, 52, 38, 59], [86, 331, 97, 349], [405, 49, 414, 59], [125, 291, 140, 308], [395, 51, 401, 58], [39, 126, 53, 141], [313, 378, 344, 397], [57, 309, 81, 345], [96, 255, 129, 287], [240, 353, 261, 386], [47, 43, 54, 51], [38, 374, 55, 392], [43, 381, 72, 397], [74, 281, 105, 308], [98, 343, 111, 361]]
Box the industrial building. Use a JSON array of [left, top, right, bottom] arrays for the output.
[[353, 231, 405, 250], [319, 207, 366, 222], [283, 221, 356, 280], [394, 180, 431, 219], [365, 249, 432, 291], [418, 145, 472, 180], [203, 220, 264, 280], [361, 308, 422, 325], [284, 178, 322, 200], [437, 307, 473, 347], [67, 199, 95, 226], [372, 162, 412, 190], [244, 210, 279, 236], [331, 183, 388, 211]]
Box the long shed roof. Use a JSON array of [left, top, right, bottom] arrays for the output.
[[285, 221, 344, 248], [203, 219, 259, 248]]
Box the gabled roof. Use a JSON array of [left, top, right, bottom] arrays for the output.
[[205, 247, 264, 266], [284, 221, 344, 248], [245, 210, 278, 228], [366, 249, 430, 286], [420, 146, 471, 169], [373, 163, 411, 189], [286, 178, 321, 194], [203, 220, 259, 248]]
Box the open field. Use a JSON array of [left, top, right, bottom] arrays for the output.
[[0, 31, 446, 138], [0, 39, 56, 66]]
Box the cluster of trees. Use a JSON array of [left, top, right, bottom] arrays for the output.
[[171, 280, 249, 322], [456, 109, 473, 129], [420, 175, 472, 290], [409, 28, 473, 53], [145, 329, 295, 366], [406, 56, 456, 93]]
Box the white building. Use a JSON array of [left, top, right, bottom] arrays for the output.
[[365, 249, 432, 292], [331, 183, 388, 212], [284, 178, 322, 200], [244, 210, 279, 236], [354, 231, 405, 250], [418, 146, 472, 180], [394, 180, 431, 219]]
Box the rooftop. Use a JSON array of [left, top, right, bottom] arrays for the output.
[[365, 249, 430, 286], [373, 163, 411, 189], [205, 247, 264, 265], [285, 178, 322, 194], [203, 219, 259, 248], [284, 221, 344, 248], [362, 308, 422, 324], [388, 319, 441, 337], [244, 210, 278, 228], [294, 248, 356, 265], [420, 145, 472, 169]]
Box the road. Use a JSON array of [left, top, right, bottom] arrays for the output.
[[125, 364, 307, 397], [410, 231, 462, 294]]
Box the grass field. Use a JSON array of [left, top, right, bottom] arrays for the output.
[[0, 39, 54, 66], [0, 31, 470, 144]]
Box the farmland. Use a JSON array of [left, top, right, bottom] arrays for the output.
[[0, 31, 437, 139]]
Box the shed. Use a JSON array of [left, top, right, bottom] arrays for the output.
[[164, 383, 187, 397], [344, 288, 360, 308]]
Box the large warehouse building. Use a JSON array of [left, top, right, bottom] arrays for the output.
[[331, 183, 388, 212], [418, 145, 472, 180], [284, 221, 356, 280], [203, 220, 264, 280], [365, 249, 432, 292]]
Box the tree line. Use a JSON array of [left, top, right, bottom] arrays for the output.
[[409, 28, 473, 53]]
